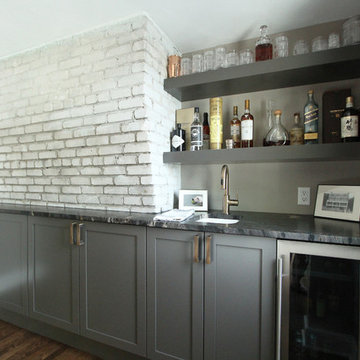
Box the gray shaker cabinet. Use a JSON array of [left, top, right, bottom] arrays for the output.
[[204, 233, 276, 360], [79, 222, 146, 356], [28, 217, 80, 333], [0, 213, 28, 315], [147, 228, 276, 360], [147, 228, 204, 360]]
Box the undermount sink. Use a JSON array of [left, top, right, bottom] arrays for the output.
[[196, 212, 241, 225], [196, 218, 239, 224]]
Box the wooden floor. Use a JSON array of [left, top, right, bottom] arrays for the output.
[[0, 319, 100, 360]]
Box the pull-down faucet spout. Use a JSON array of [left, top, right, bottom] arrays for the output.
[[221, 165, 239, 215]]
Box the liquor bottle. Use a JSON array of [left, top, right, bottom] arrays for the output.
[[170, 123, 186, 151], [255, 25, 273, 61], [190, 107, 203, 151], [304, 90, 319, 144], [264, 110, 289, 146], [341, 96, 359, 142], [202, 112, 210, 149], [241, 99, 254, 148], [263, 99, 275, 146], [290, 113, 304, 145], [210, 97, 223, 149], [230, 106, 241, 148]]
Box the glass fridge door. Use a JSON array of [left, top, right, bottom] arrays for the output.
[[278, 240, 360, 360]]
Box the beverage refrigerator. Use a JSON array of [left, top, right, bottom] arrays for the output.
[[277, 240, 360, 360]]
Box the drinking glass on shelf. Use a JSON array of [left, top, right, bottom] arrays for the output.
[[214, 47, 226, 69], [293, 40, 309, 55], [203, 50, 214, 71], [342, 15, 360, 46], [239, 49, 254, 64], [328, 33, 340, 49], [274, 35, 288, 58], [225, 50, 239, 67], [312, 36, 328, 52], [192, 53, 203, 73], [181, 57, 191, 76]]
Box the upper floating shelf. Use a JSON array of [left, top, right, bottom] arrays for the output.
[[163, 142, 360, 165], [164, 45, 360, 101]]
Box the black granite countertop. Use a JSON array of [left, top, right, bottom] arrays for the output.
[[1, 204, 360, 246]]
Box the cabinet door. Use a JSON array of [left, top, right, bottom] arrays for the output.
[[147, 228, 204, 360], [28, 217, 80, 333], [80, 223, 146, 356], [0, 213, 28, 315], [204, 233, 276, 360]]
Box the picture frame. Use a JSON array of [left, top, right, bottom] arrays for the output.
[[314, 185, 360, 222], [178, 190, 208, 211]]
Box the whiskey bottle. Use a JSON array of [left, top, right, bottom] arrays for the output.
[[202, 112, 210, 149], [241, 99, 254, 148], [341, 96, 359, 142], [290, 113, 304, 145], [230, 106, 241, 148], [304, 90, 319, 144], [170, 124, 186, 151], [190, 107, 203, 151], [255, 25, 273, 62]]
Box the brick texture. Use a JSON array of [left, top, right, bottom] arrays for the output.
[[0, 15, 180, 212]]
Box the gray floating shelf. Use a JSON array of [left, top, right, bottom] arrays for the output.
[[163, 142, 360, 165], [164, 45, 360, 101]]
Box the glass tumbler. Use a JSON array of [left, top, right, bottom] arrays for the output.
[[225, 50, 239, 67], [312, 36, 328, 52], [293, 40, 309, 55], [239, 49, 254, 64], [214, 47, 226, 69], [343, 15, 360, 46], [192, 54, 203, 73], [328, 33, 340, 49], [274, 35, 288, 58], [180, 57, 191, 76], [203, 50, 214, 71]]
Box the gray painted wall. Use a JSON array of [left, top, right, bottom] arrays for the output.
[[181, 78, 360, 215]]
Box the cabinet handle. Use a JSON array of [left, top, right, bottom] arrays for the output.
[[206, 235, 212, 264], [70, 222, 77, 245], [76, 223, 85, 246], [193, 235, 200, 263], [276, 256, 284, 360]]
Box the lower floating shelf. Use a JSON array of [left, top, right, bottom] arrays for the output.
[[163, 142, 360, 165]]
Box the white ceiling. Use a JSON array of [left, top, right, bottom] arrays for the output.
[[1, 0, 359, 59]]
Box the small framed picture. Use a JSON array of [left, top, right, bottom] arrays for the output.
[[179, 190, 208, 211], [314, 185, 360, 222]]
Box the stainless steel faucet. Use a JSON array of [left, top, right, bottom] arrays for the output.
[[221, 165, 239, 215]]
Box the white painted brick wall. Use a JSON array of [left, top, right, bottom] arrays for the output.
[[0, 14, 180, 213]]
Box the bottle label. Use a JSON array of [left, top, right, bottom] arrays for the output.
[[304, 133, 318, 140], [230, 124, 240, 136], [241, 120, 253, 140], [290, 129, 304, 145], [341, 115, 359, 138], [304, 109, 319, 133], [191, 124, 203, 146], [172, 135, 184, 149]]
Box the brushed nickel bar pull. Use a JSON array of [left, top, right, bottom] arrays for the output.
[[76, 223, 85, 246], [193, 235, 200, 263], [206, 235, 212, 264], [276, 256, 283, 360], [70, 222, 77, 245]]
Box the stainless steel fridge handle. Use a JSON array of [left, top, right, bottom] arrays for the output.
[[276, 256, 283, 360]]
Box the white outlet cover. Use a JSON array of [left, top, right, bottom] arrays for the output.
[[298, 187, 311, 206]]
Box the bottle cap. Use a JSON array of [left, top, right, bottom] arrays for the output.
[[233, 106, 238, 115], [194, 107, 199, 113], [308, 90, 314, 94], [274, 110, 282, 115], [245, 99, 250, 109], [346, 96, 353, 103]]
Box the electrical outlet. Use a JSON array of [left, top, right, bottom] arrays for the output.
[[298, 187, 310, 206]]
